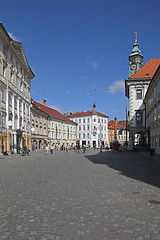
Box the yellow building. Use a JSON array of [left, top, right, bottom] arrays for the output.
[[0, 23, 34, 154], [31, 100, 77, 149], [144, 65, 160, 155], [31, 99, 49, 151]]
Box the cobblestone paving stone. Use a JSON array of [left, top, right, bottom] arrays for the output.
[[0, 149, 160, 239]]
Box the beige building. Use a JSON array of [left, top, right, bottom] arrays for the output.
[[31, 100, 77, 148], [144, 65, 160, 154], [31, 99, 48, 151], [0, 23, 34, 154]]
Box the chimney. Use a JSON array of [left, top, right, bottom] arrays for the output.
[[42, 99, 46, 106], [114, 117, 117, 140]]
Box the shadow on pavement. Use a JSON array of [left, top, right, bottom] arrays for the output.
[[85, 151, 160, 188]]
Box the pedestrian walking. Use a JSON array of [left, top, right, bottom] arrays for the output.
[[66, 145, 68, 152], [46, 145, 49, 154], [50, 145, 54, 154]]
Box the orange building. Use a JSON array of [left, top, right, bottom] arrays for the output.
[[108, 118, 129, 147]]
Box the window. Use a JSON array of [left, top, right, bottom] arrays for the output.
[[88, 118, 90, 123], [87, 125, 89, 130], [59, 123, 61, 130], [2, 88, 5, 102], [87, 133, 90, 138], [102, 119, 103, 123], [9, 113, 12, 121], [19, 101, 22, 111], [79, 126, 81, 131], [83, 133, 85, 138], [136, 89, 142, 99], [24, 84, 26, 95], [10, 54, 13, 63], [67, 126, 69, 139], [19, 118, 22, 128], [9, 93, 12, 105], [10, 71, 13, 82], [20, 82, 23, 91], [3, 64, 7, 77], [83, 125, 85, 130], [52, 123, 54, 129], [154, 86, 157, 99], [155, 135, 158, 147], [83, 119, 85, 123], [154, 107, 157, 121], [14, 97, 17, 109], [136, 111, 143, 124], [98, 118, 100, 123], [94, 118, 96, 122], [132, 57, 135, 63], [16, 61, 19, 69], [79, 119, 81, 123], [3, 46, 7, 56], [16, 76, 19, 87], [55, 124, 58, 139], [23, 103, 25, 112]]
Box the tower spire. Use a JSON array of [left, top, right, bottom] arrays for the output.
[[129, 32, 144, 77]]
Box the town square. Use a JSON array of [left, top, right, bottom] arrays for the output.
[[0, 149, 160, 239], [0, 0, 160, 239]]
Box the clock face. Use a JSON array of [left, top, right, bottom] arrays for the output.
[[131, 64, 137, 70]]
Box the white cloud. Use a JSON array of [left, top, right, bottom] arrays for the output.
[[86, 56, 98, 70], [8, 32, 20, 41], [108, 80, 124, 94]]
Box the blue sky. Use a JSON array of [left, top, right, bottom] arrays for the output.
[[1, 0, 160, 121]]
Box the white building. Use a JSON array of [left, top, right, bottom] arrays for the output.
[[0, 22, 34, 154], [125, 33, 160, 146], [67, 104, 108, 148]]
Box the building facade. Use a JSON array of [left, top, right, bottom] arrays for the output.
[[125, 33, 160, 146], [108, 119, 129, 147], [144, 66, 160, 154], [0, 23, 34, 154], [67, 104, 109, 148], [31, 99, 48, 151], [31, 99, 77, 148]]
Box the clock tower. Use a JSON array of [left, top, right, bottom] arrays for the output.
[[129, 32, 143, 77]]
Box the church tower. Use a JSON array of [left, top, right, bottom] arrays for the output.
[[129, 32, 143, 77]]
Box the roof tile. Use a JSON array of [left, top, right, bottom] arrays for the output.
[[31, 99, 77, 125], [129, 58, 160, 79]]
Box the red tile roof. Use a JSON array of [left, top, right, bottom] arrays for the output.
[[129, 58, 160, 79], [108, 120, 127, 129], [31, 99, 77, 125], [67, 110, 108, 118]]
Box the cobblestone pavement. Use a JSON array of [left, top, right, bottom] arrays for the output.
[[0, 149, 160, 240]]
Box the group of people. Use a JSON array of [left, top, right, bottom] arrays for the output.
[[46, 145, 54, 154]]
